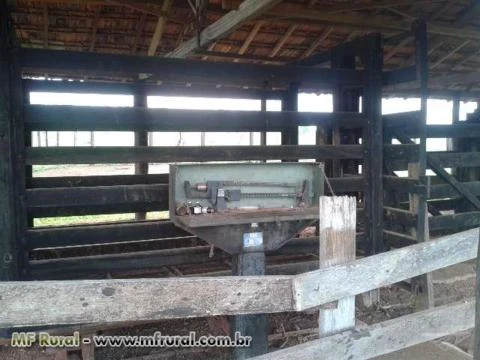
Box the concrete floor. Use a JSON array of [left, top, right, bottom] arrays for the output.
[[375, 342, 472, 360]]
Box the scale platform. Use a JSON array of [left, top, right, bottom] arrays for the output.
[[169, 163, 324, 254]]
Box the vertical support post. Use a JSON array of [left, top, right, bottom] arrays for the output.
[[318, 196, 356, 336], [331, 49, 360, 178], [362, 34, 384, 256], [232, 224, 267, 359], [448, 95, 460, 150], [260, 89, 267, 147], [474, 229, 480, 360], [0, 0, 24, 283], [281, 83, 298, 162], [410, 20, 434, 310], [134, 85, 148, 221], [408, 163, 434, 309]]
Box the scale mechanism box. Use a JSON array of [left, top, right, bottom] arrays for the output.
[[169, 163, 324, 254]]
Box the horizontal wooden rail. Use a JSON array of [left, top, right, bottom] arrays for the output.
[[383, 111, 421, 132], [388, 151, 480, 170], [20, 48, 365, 89], [25, 145, 365, 165], [384, 207, 417, 228], [383, 230, 417, 248], [26, 176, 364, 218], [26, 220, 188, 249], [28, 174, 169, 188], [429, 211, 480, 231], [388, 122, 480, 139], [2, 227, 478, 327], [26, 184, 169, 217], [252, 299, 474, 360], [293, 227, 478, 310], [28, 174, 363, 191], [28, 237, 323, 279], [25, 105, 366, 132], [23, 79, 286, 99], [430, 181, 480, 199]]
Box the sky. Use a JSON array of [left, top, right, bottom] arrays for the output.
[[29, 91, 478, 152]]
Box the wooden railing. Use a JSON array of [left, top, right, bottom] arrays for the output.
[[1, 198, 478, 359]]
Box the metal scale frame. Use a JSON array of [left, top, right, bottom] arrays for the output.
[[169, 163, 324, 358]]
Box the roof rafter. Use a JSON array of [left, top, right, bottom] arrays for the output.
[[89, 6, 102, 52], [169, 0, 282, 58], [301, 27, 333, 59], [269, 24, 297, 58], [238, 20, 264, 55], [431, 39, 471, 69], [147, 0, 173, 56]]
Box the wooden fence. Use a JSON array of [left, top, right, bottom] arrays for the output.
[[1, 198, 478, 359]]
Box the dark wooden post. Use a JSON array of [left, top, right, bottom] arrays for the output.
[[134, 85, 148, 221], [449, 95, 460, 178], [0, 0, 25, 283], [411, 19, 434, 310], [281, 83, 298, 162], [331, 48, 361, 178], [232, 229, 267, 359], [361, 34, 384, 256], [474, 229, 480, 360]]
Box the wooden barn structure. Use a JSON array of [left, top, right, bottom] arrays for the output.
[[3, 0, 480, 359]]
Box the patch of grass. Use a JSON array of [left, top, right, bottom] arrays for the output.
[[34, 211, 170, 227]]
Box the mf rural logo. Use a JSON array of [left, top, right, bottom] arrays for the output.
[[11, 332, 84, 347]]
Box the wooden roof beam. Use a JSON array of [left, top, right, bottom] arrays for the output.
[[147, 0, 173, 56], [268, 4, 480, 42], [169, 0, 282, 58], [269, 24, 297, 58], [384, 35, 412, 62], [453, 48, 480, 70], [238, 20, 264, 55]]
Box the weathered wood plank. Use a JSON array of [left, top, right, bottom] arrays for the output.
[[25, 105, 366, 132], [0, 227, 478, 326], [293, 227, 479, 310], [25, 145, 364, 165], [252, 299, 475, 360], [318, 196, 356, 336], [0, 276, 294, 327]]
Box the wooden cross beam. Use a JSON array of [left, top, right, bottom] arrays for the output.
[[169, 0, 282, 58]]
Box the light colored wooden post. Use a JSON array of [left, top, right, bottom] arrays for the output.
[[408, 162, 434, 310], [319, 196, 356, 336]]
